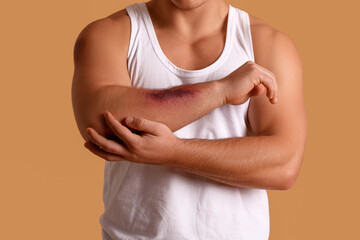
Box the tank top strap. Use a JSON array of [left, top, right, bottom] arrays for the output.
[[231, 8, 255, 62], [125, 3, 142, 59]]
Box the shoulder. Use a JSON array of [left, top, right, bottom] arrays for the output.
[[73, 9, 131, 62], [248, 14, 302, 77], [245, 15, 306, 146], [77, 8, 131, 40]]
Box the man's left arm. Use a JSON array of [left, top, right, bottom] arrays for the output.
[[167, 29, 306, 190]]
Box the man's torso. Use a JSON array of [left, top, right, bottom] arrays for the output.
[[96, 2, 280, 239]]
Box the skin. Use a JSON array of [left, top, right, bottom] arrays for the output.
[[147, 87, 197, 103], [72, 0, 306, 190]]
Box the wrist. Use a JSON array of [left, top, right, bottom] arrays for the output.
[[217, 77, 229, 105], [210, 78, 228, 106], [165, 137, 186, 168]]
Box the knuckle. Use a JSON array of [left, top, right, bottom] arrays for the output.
[[252, 75, 261, 85], [249, 65, 258, 74], [254, 78, 261, 85], [272, 79, 278, 90], [273, 77, 277, 86]]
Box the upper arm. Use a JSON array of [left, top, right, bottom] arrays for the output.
[[71, 12, 131, 141], [247, 23, 307, 171]]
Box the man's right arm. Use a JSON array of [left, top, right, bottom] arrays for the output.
[[71, 14, 277, 142], [71, 15, 228, 142]]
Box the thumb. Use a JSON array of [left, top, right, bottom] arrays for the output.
[[125, 117, 163, 135]]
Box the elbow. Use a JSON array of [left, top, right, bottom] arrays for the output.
[[72, 88, 116, 143], [276, 154, 304, 190], [276, 167, 298, 190], [271, 148, 304, 190], [273, 135, 306, 190], [73, 107, 113, 143], [74, 116, 95, 143], [79, 115, 114, 143]]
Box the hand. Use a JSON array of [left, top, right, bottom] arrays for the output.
[[221, 60, 278, 105], [83, 111, 179, 165]]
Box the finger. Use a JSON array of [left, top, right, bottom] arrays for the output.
[[85, 127, 131, 156], [84, 141, 127, 161], [103, 111, 140, 145], [124, 116, 164, 136], [249, 63, 278, 104], [258, 72, 278, 104], [259, 68, 278, 103], [257, 64, 276, 80], [267, 74, 278, 104]]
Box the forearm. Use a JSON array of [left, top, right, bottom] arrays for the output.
[[168, 135, 300, 190], [80, 80, 225, 140]]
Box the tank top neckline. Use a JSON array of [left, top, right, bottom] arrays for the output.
[[139, 2, 234, 78]]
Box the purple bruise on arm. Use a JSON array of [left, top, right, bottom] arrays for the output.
[[147, 87, 196, 103]]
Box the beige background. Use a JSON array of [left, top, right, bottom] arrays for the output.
[[1, 0, 359, 239]]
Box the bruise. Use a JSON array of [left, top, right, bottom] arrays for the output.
[[147, 87, 196, 103]]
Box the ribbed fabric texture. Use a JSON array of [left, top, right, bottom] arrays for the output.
[[99, 2, 269, 239]]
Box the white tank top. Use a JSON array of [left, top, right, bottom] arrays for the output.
[[100, 2, 270, 239]]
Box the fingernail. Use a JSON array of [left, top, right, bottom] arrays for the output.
[[84, 142, 89, 148], [274, 97, 278, 102], [86, 128, 91, 135], [126, 117, 134, 124]]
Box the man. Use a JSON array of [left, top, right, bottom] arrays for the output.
[[71, 0, 306, 239]]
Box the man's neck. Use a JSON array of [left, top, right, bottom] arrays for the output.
[[146, 0, 229, 43]]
